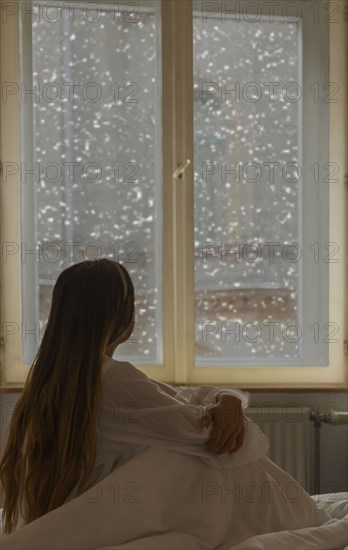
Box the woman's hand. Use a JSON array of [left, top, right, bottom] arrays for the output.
[[202, 393, 245, 454]]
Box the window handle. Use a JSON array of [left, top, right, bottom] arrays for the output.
[[173, 159, 191, 180]]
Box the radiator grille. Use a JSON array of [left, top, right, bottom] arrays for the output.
[[247, 406, 311, 491]]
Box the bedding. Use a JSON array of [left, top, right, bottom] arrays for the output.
[[1, 359, 346, 548], [0, 447, 347, 550]]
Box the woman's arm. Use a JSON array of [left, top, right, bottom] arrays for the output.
[[150, 378, 250, 409], [100, 361, 269, 469]]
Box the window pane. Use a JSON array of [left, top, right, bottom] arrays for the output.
[[193, 10, 301, 364], [21, 2, 162, 364]]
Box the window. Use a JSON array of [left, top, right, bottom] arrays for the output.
[[1, 0, 347, 387], [20, 1, 163, 366], [193, 9, 304, 365]]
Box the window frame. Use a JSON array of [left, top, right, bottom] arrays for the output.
[[187, 0, 347, 386], [0, 0, 347, 388]]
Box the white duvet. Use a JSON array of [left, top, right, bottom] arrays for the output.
[[1, 358, 347, 549], [1, 445, 347, 550]]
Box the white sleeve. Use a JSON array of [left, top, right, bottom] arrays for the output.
[[148, 378, 250, 409], [100, 362, 268, 470]]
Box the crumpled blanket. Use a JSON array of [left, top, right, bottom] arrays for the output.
[[1, 443, 347, 550], [1, 359, 347, 549]]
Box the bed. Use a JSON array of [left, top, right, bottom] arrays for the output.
[[0, 447, 347, 550]]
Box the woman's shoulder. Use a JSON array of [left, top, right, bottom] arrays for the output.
[[102, 355, 148, 381], [100, 356, 151, 404]]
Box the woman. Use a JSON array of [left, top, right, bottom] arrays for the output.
[[0, 258, 254, 534], [0, 259, 330, 548]]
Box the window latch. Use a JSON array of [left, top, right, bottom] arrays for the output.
[[173, 159, 191, 180]]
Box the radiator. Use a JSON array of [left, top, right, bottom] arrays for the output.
[[246, 407, 311, 492]]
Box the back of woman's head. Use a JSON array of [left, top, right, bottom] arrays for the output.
[[44, 257, 134, 362], [0, 258, 135, 535]]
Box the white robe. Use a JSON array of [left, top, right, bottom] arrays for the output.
[[80, 355, 267, 493], [2, 356, 346, 549]]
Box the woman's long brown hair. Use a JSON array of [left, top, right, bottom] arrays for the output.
[[0, 258, 135, 535]]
